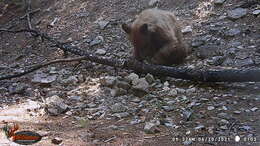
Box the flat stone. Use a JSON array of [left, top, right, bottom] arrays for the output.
[[145, 73, 155, 84], [224, 28, 241, 37], [125, 73, 139, 82], [182, 26, 192, 34], [252, 10, 260, 16], [144, 121, 160, 134], [97, 20, 109, 29], [111, 103, 127, 113], [95, 49, 106, 55], [168, 89, 178, 97], [250, 107, 258, 112], [132, 78, 149, 92], [228, 8, 248, 20], [162, 106, 175, 112], [214, 0, 225, 5], [110, 88, 127, 97], [112, 112, 129, 118], [32, 72, 57, 84], [207, 106, 215, 111], [89, 36, 104, 46], [100, 76, 117, 87], [235, 58, 254, 67], [194, 125, 205, 131]]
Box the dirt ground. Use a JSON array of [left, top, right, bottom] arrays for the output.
[[0, 0, 260, 145]]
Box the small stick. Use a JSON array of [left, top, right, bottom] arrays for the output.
[[20, 8, 41, 19], [0, 57, 87, 80]]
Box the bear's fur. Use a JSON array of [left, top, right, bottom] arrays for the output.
[[122, 9, 190, 65]]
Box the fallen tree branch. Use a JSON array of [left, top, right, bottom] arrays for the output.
[[1, 28, 260, 82], [0, 57, 86, 80]]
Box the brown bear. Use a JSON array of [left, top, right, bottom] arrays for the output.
[[122, 8, 190, 65]]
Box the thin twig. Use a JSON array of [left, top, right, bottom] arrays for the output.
[[20, 8, 41, 19], [26, 0, 32, 30], [0, 57, 87, 80]]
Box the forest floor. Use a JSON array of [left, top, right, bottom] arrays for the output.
[[0, 0, 260, 145]]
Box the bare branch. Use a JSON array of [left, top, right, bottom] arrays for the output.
[[0, 57, 87, 80], [20, 8, 41, 19], [1, 28, 260, 82]]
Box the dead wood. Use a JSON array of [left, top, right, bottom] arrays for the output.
[[1, 28, 260, 82], [0, 57, 87, 80]]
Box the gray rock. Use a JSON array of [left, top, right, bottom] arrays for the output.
[[132, 78, 149, 92], [95, 49, 106, 55], [214, 0, 225, 5], [163, 81, 170, 90], [46, 90, 63, 97], [0, 87, 8, 94], [229, 41, 242, 47], [69, 95, 82, 101], [208, 56, 226, 65], [179, 95, 188, 101], [90, 36, 104, 46], [186, 88, 196, 94], [49, 67, 57, 74], [239, 125, 252, 131], [200, 98, 209, 102], [75, 12, 89, 18], [112, 112, 129, 118], [144, 121, 160, 134], [111, 88, 127, 97], [176, 88, 186, 94], [8, 83, 28, 94], [32, 72, 57, 84], [167, 100, 176, 105], [125, 73, 139, 82], [100, 76, 117, 87], [116, 81, 131, 90], [218, 119, 229, 125], [183, 140, 193, 145], [61, 75, 78, 85], [182, 110, 193, 121], [130, 118, 142, 125], [168, 89, 178, 97], [148, 0, 160, 7], [191, 40, 204, 48], [194, 124, 205, 131], [252, 10, 260, 16], [162, 106, 175, 112], [143, 94, 157, 101], [235, 58, 254, 67], [220, 125, 228, 130], [233, 110, 241, 114], [228, 8, 248, 20], [182, 26, 192, 34], [97, 20, 109, 30], [207, 106, 215, 111], [145, 73, 155, 84], [45, 95, 69, 115], [250, 107, 258, 112], [222, 57, 234, 66], [86, 103, 97, 108], [224, 28, 241, 37], [131, 97, 141, 103], [111, 103, 127, 113], [222, 106, 228, 111], [217, 112, 232, 120]]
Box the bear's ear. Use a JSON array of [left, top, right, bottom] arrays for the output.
[[122, 23, 131, 34], [139, 23, 148, 34]]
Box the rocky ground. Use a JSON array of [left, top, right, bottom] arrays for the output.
[[0, 0, 260, 145]]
